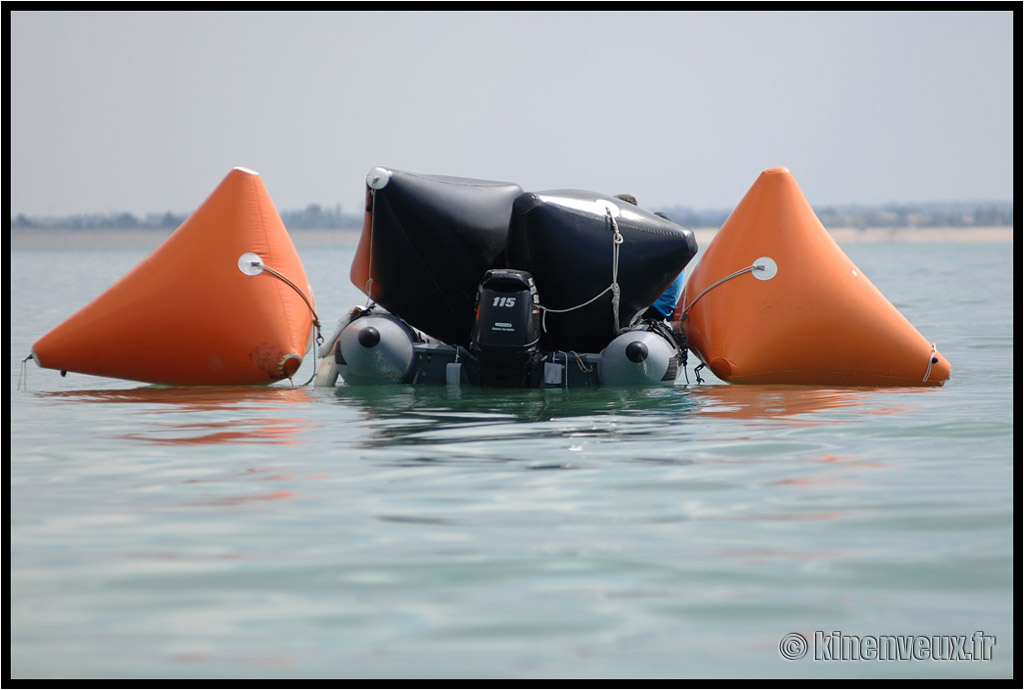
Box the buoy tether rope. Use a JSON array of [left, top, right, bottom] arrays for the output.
[[608, 207, 623, 334], [18, 354, 33, 391], [239, 252, 322, 386], [536, 203, 623, 334], [678, 258, 775, 321], [364, 186, 376, 306], [923, 343, 939, 383], [694, 362, 705, 384]]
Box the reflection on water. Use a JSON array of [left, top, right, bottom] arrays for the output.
[[186, 489, 298, 506], [325, 380, 936, 457], [332, 380, 932, 424], [688, 383, 928, 421], [23, 380, 939, 457], [329, 383, 703, 452], [117, 422, 315, 445], [35, 385, 319, 445], [332, 381, 699, 421], [765, 452, 888, 488], [36, 385, 315, 407]]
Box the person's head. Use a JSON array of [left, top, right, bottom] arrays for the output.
[[614, 193, 637, 206]]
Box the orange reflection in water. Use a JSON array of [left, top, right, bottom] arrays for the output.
[[690, 383, 929, 422], [118, 419, 314, 445], [690, 386, 913, 495], [177, 459, 330, 509], [765, 453, 890, 488], [187, 489, 298, 506], [41, 384, 314, 408], [42, 385, 319, 445], [691, 384, 863, 421]]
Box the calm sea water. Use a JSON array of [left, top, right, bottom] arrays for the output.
[[9, 230, 1015, 679]]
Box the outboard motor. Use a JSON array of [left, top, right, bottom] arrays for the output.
[[470, 269, 541, 387], [335, 311, 417, 385]]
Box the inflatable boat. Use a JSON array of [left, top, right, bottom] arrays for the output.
[[28, 165, 951, 389], [314, 167, 699, 388]]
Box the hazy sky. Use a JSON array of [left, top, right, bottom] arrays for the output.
[[9, 10, 1015, 217]]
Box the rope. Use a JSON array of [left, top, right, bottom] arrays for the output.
[[549, 351, 594, 389], [675, 261, 770, 384], [570, 351, 594, 373], [248, 258, 323, 387], [677, 263, 760, 321], [18, 354, 32, 391], [364, 188, 376, 306], [537, 206, 623, 334], [540, 285, 615, 331], [609, 210, 622, 332], [255, 262, 322, 337], [923, 343, 938, 383]]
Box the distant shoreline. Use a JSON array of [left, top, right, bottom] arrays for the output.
[[8, 225, 1013, 250], [694, 226, 1014, 246]]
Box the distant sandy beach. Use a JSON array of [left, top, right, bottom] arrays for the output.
[[8, 225, 1013, 250], [690, 226, 1012, 247]]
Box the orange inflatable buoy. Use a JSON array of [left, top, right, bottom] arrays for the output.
[[674, 167, 950, 387], [31, 167, 316, 386]]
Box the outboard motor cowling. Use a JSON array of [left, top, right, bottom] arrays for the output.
[[470, 269, 540, 387]]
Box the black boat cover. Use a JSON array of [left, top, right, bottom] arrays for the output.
[[351, 169, 698, 354], [506, 191, 697, 353], [351, 168, 524, 348]]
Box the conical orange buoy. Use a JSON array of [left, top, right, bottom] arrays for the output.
[[674, 167, 951, 387], [31, 167, 316, 386]]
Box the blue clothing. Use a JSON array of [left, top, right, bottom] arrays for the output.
[[650, 271, 685, 319]]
